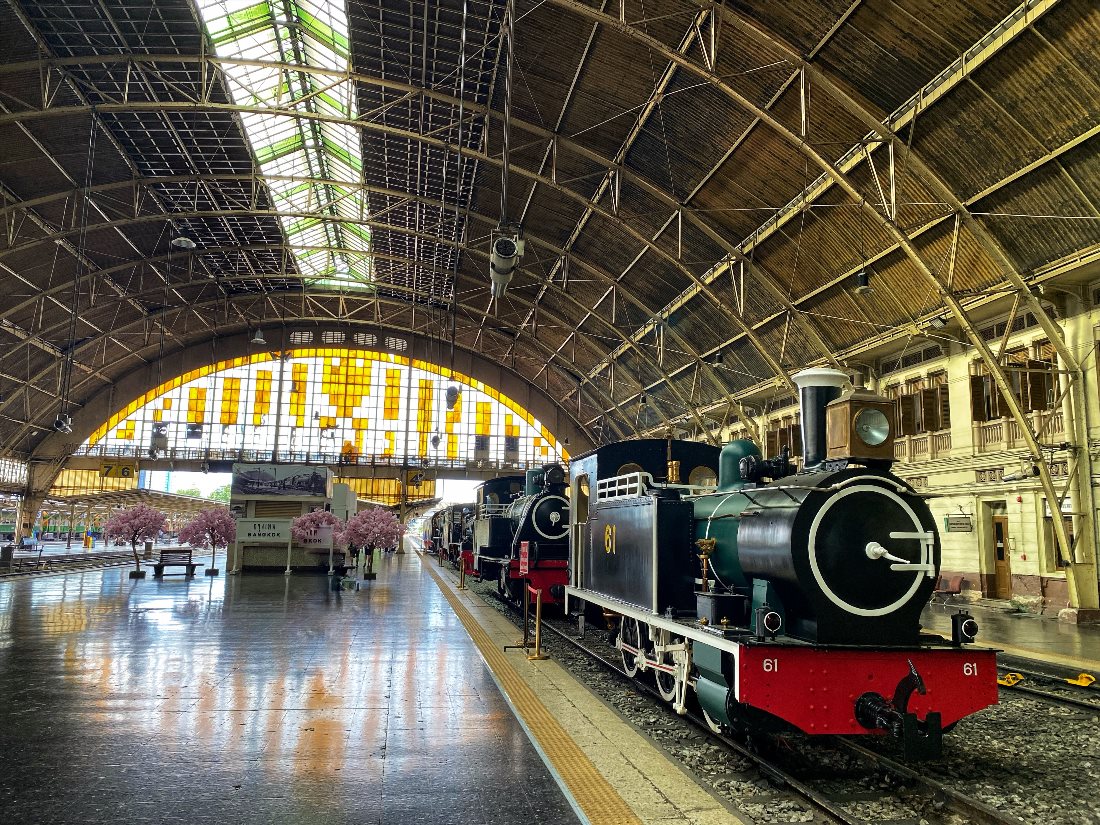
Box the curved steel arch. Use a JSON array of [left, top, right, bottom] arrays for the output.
[[0, 170, 763, 434], [0, 69, 834, 378], [27, 323, 597, 482], [0, 205, 727, 443], [8, 295, 630, 458], [536, 0, 1094, 604]]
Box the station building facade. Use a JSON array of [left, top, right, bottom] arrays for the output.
[[726, 292, 1100, 613]]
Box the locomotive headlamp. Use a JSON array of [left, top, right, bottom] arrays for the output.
[[853, 407, 890, 446], [952, 611, 979, 645]]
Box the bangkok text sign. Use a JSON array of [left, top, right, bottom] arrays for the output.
[[237, 519, 292, 542]]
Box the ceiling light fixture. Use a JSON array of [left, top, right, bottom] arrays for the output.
[[928, 314, 948, 329], [251, 329, 267, 345], [851, 270, 874, 296], [171, 235, 197, 250]]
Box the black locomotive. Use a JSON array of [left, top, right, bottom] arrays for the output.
[[566, 369, 996, 759], [468, 465, 570, 604]]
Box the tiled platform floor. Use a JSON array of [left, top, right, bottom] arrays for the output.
[[0, 553, 578, 824]]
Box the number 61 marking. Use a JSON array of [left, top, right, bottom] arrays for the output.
[[963, 662, 978, 676]]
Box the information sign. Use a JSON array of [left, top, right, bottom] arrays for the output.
[[945, 514, 973, 533], [231, 464, 332, 498], [100, 461, 137, 479], [519, 541, 530, 576], [236, 519, 292, 542]]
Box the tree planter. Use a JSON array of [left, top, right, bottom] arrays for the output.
[[205, 568, 220, 576], [128, 570, 146, 579]]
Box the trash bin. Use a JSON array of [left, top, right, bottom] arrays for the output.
[[1, 544, 13, 569], [143, 540, 153, 560]]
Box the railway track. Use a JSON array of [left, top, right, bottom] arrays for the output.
[[996, 662, 1100, 714], [491, 585, 1028, 825], [0, 550, 137, 578]]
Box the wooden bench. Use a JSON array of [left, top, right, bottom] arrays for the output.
[[153, 549, 198, 578], [932, 574, 964, 603]]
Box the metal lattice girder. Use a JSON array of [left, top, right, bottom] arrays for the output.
[[0, 53, 840, 370], [0, 183, 736, 441], [0, 292, 629, 461], [1, 244, 728, 446], [531, 0, 1096, 605]]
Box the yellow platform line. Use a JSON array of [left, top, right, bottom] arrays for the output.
[[423, 558, 643, 825], [994, 640, 1100, 672]]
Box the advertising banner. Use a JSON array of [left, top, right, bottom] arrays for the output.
[[231, 464, 332, 498], [236, 519, 292, 543]]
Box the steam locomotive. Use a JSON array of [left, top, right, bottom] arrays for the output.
[[428, 503, 472, 565], [468, 465, 570, 604], [565, 369, 997, 759]]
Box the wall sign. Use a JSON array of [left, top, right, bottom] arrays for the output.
[[236, 519, 291, 542], [945, 514, 973, 532]]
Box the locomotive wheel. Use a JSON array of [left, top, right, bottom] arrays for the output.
[[653, 642, 679, 703], [619, 619, 642, 677], [497, 564, 515, 603]]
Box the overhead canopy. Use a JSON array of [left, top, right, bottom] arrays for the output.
[[0, 0, 1097, 458]]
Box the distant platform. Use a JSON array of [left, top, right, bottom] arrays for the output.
[[923, 600, 1100, 671]]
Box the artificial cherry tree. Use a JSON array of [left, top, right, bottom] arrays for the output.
[[103, 503, 167, 576], [178, 506, 236, 575]]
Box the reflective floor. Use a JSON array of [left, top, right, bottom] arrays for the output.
[[923, 600, 1100, 667], [0, 553, 578, 824]]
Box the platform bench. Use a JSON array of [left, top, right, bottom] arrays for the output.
[[153, 549, 198, 578]]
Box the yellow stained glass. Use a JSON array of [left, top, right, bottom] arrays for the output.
[[416, 379, 434, 456], [220, 377, 242, 425], [289, 363, 309, 426], [383, 369, 401, 421], [253, 370, 273, 426], [475, 402, 492, 436], [187, 387, 208, 424]]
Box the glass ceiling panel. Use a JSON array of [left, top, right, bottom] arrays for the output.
[[197, 0, 373, 291]]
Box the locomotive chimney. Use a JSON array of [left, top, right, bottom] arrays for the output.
[[792, 368, 849, 469]]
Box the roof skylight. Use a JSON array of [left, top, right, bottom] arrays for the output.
[[196, 0, 373, 290]]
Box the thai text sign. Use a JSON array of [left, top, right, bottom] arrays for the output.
[[237, 519, 291, 542], [298, 525, 334, 549], [519, 541, 530, 576]]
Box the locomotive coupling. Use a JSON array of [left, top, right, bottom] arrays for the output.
[[855, 660, 944, 760]]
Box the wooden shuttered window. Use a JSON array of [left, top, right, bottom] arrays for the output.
[[765, 428, 779, 458], [920, 388, 940, 432], [895, 395, 917, 436]]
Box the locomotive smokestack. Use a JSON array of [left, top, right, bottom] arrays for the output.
[[792, 368, 849, 469]]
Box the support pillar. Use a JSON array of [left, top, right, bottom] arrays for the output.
[[14, 494, 44, 545], [1061, 317, 1099, 613]]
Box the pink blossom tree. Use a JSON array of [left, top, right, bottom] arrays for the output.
[[103, 503, 167, 572], [178, 507, 236, 571], [340, 507, 405, 552]]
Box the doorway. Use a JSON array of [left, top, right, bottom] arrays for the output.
[[991, 515, 1012, 599]]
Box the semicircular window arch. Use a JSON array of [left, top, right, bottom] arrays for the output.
[[83, 348, 567, 468]]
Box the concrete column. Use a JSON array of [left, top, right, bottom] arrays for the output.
[[14, 495, 44, 544], [1060, 312, 1099, 613]]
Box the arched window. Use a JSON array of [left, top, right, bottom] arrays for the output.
[[82, 349, 567, 468]]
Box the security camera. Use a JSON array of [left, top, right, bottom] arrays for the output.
[[53, 414, 72, 434], [489, 233, 524, 298]]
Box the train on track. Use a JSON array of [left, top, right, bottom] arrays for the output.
[[427, 503, 471, 564], [561, 368, 998, 759], [458, 466, 571, 604]]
